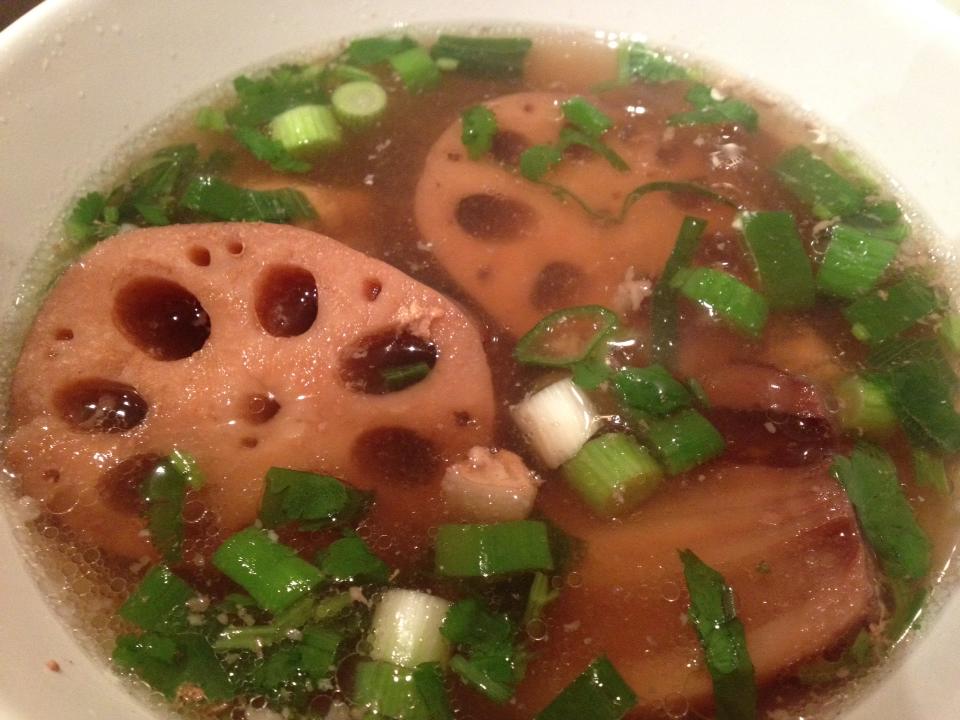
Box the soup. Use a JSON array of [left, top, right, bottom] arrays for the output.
[[1, 28, 957, 720]]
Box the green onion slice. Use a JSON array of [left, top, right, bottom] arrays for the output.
[[561, 97, 614, 138], [775, 146, 866, 220], [344, 35, 418, 66], [142, 452, 201, 563], [912, 448, 950, 495], [643, 409, 726, 475], [834, 375, 897, 438], [119, 564, 193, 632], [434, 521, 554, 578], [535, 656, 637, 720], [650, 216, 708, 365], [673, 267, 769, 337], [429, 35, 533, 79], [817, 224, 899, 300], [830, 443, 931, 581], [514, 305, 618, 368], [460, 105, 499, 160], [613, 364, 694, 417], [212, 528, 323, 614], [390, 47, 442, 93], [562, 433, 664, 517], [843, 277, 939, 344], [331, 81, 388, 129], [679, 550, 757, 720], [180, 175, 316, 223], [739, 211, 815, 310]]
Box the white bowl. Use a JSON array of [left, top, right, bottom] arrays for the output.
[[1, 1, 958, 718]]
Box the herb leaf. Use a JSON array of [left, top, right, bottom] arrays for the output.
[[534, 656, 637, 720], [316, 536, 390, 584], [259, 468, 370, 531]]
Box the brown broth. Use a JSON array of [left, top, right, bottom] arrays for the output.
[[2, 27, 959, 720]]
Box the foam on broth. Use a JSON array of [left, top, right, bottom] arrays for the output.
[[1, 25, 958, 720]]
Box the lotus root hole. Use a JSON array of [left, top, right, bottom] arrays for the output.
[[490, 130, 530, 165], [531, 261, 585, 311], [114, 277, 211, 360], [340, 328, 438, 395], [226, 240, 244, 255], [351, 427, 441, 484], [97, 454, 163, 515], [188, 246, 212, 266], [240, 437, 259, 449], [364, 278, 383, 302], [255, 265, 319, 338], [54, 328, 74, 341], [55, 379, 149, 433], [244, 393, 281, 425], [455, 193, 536, 241], [42, 469, 61, 483]]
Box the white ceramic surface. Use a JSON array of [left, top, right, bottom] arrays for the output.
[[1, 1, 959, 718]]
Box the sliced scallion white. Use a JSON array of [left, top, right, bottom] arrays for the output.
[[511, 378, 602, 468], [368, 589, 452, 668]]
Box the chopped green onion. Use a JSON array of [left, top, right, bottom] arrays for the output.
[[317, 535, 390, 584], [612, 364, 694, 417], [353, 660, 432, 719], [843, 278, 940, 343], [835, 375, 897, 438], [268, 104, 343, 157], [195, 106, 227, 132], [867, 337, 957, 389], [142, 452, 198, 563], [434, 521, 554, 577], [442, 598, 524, 704], [212, 528, 323, 614], [939, 313, 960, 354], [429, 35, 532, 78], [119, 565, 193, 632], [816, 224, 899, 300], [370, 589, 452, 668], [673, 267, 769, 337], [775, 146, 866, 220], [114, 631, 234, 701], [912, 448, 950, 494], [561, 97, 614, 138], [644, 409, 725, 475], [511, 378, 602, 468], [213, 624, 281, 652], [460, 105, 498, 160], [180, 175, 316, 223], [514, 306, 619, 367], [331, 80, 388, 129], [650, 216, 708, 365], [328, 63, 379, 83], [313, 591, 355, 622], [169, 449, 204, 490], [739, 211, 815, 310], [535, 656, 637, 720], [562, 433, 664, 517], [519, 144, 565, 181], [345, 35, 418, 66], [874, 361, 960, 453], [413, 662, 454, 720], [381, 361, 432, 391], [390, 47, 441, 93], [668, 84, 758, 131], [830, 443, 931, 580], [435, 57, 459, 72], [522, 571, 560, 627], [233, 125, 312, 172], [686, 377, 710, 406], [259, 467, 370, 530], [679, 550, 757, 720]]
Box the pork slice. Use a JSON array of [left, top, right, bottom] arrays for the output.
[[414, 91, 735, 336], [516, 463, 878, 717], [5, 223, 495, 559]]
